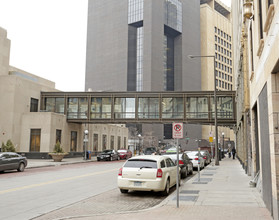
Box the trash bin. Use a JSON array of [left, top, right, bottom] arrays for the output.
[[86, 151, 91, 160]]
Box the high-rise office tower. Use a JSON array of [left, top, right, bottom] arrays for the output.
[[200, 0, 234, 143], [85, 0, 201, 147]]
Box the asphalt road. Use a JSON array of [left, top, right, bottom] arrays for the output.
[[0, 160, 196, 220], [0, 161, 124, 220]]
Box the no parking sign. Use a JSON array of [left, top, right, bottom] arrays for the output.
[[172, 122, 183, 139]]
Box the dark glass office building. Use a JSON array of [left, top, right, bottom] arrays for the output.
[[85, 0, 201, 147]]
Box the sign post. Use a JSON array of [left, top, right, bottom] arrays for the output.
[[172, 122, 183, 208]]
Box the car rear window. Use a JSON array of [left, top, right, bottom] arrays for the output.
[[124, 159, 157, 169]]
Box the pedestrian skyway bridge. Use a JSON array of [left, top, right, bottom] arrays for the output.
[[41, 91, 236, 125]]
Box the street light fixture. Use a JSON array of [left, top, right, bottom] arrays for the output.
[[188, 54, 219, 165]]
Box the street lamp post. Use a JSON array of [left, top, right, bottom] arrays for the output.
[[188, 55, 219, 165], [222, 132, 225, 159], [84, 129, 89, 160], [138, 134, 141, 155]]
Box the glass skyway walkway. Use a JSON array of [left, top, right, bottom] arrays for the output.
[[41, 91, 236, 125]]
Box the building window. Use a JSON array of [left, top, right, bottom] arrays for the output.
[[136, 27, 144, 91], [93, 134, 98, 152], [164, 34, 175, 91], [56, 129, 62, 144], [164, 0, 182, 32], [30, 129, 41, 152], [91, 97, 112, 119], [45, 97, 64, 114], [118, 136, 121, 150], [30, 98, 38, 112], [250, 25, 254, 71], [124, 137, 127, 148], [128, 0, 144, 24], [71, 131, 77, 152], [111, 135, 115, 149], [102, 135, 107, 150]]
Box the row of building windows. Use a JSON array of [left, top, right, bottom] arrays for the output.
[[30, 129, 127, 153], [215, 61, 233, 74], [214, 26, 231, 42], [215, 35, 232, 50], [216, 52, 232, 65], [218, 71, 233, 82], [215, 44, 231, 58], [217, 80, 233, 91]]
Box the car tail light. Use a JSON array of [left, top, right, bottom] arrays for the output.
[[118, 167, 123, 176], [179, 160, 184, 165], [203, 156, 207, 159], [157, 168, 163, 178], [194, 158, 199, 160]]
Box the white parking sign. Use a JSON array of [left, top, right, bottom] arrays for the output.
[[172, 123, 183, 139]]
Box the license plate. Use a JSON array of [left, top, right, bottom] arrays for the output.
[[134, 181, 142, 186]]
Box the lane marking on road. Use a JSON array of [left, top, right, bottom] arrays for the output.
[[0, 168, 118, 195]]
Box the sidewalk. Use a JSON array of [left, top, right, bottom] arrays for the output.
[[30, 156, 273, 220], [26, 156, 97, 169]]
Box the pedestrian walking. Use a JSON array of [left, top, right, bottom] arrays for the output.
[[231, 146, 236, 159]]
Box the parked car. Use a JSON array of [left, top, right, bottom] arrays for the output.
[[117, 149, 132, 160], [165, 152, 193, 178], [118, 155, 180, 196], [186, 151, 205, 169], [143, 147, 157, 155], [0, 152, 27, 172], [200, 150, 211, 165], [97, 149, 119, 161]]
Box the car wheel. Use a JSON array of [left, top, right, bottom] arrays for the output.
[[120, 189, 128, 193], [17, 163, 25, 172], [97, 158, 100, 161], [162, 179, 170, 196]]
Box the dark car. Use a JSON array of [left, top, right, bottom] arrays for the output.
[[143, 147, 157, 155], [165, 152, 193, 178], [117, 149, 132, 160], [97, 149, 120, 161], [0, 152, 27, 172]]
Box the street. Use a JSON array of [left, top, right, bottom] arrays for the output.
[[0, 161, 193, 220], [0, 161, 123, 220]]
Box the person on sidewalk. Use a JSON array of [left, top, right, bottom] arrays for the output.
[[231, 147, 236, 159]]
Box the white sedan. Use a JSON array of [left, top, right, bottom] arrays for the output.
[[118, 155, 180, 196], [186, 151, 205, 169]]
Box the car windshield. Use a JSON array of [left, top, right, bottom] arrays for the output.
[[102, 150, 112, 153], [118, 150, 127, 153], [124, 159, 157, 169]]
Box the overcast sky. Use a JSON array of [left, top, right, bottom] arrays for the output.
[[0, 0, 231, 92]]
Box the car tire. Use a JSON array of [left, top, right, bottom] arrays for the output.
[[97, 158, 100, 161], [17, 162, 25, 172], [120, 189, 128, 193], [162, 179, 170, 196]]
